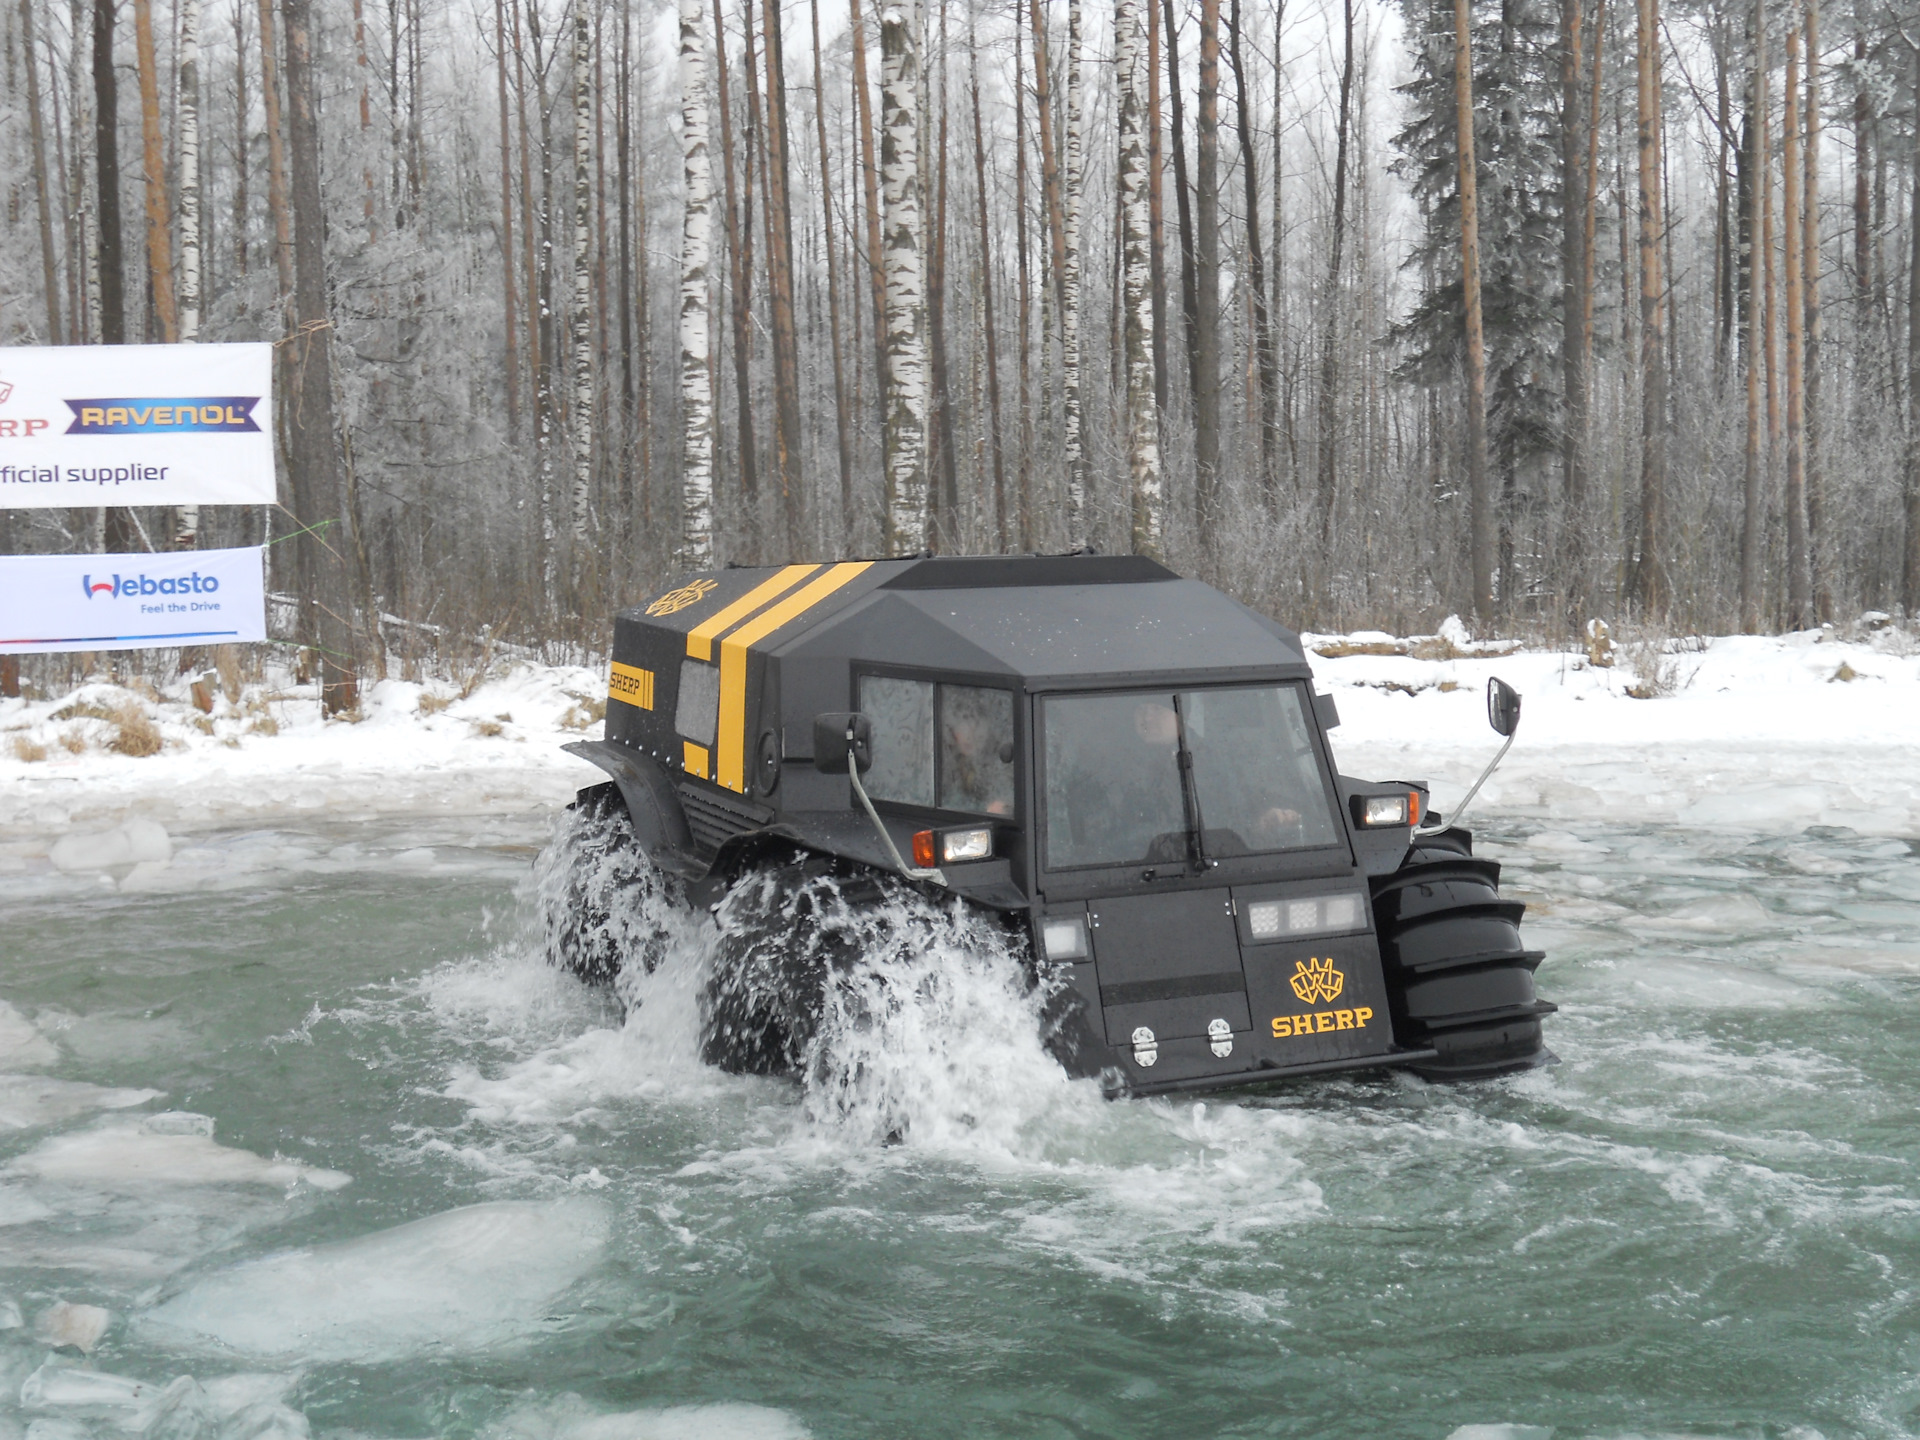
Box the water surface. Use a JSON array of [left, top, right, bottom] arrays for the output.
[[3, 809, 1919, 1439]]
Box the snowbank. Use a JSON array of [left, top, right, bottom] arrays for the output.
[[3, 621, 1918, 856]]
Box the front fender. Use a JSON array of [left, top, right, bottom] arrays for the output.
[[561, 740, 702, 877]]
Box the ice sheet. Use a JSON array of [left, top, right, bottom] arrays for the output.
[[486, 1397, 811, 1440], [0, 1077, 161, 1132], [139, 1198, 611, 1362], [6, 1116, 350, 1193]]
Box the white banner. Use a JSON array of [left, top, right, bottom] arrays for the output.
[[0, 546, 267, 654], [0, 342, 275, 509]]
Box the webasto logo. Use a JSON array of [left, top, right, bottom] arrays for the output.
[[82, 571, 222, 599]]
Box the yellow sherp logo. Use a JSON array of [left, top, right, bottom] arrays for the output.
[[1289, 956, 1345, 1005], [646, 578, 717, 616]]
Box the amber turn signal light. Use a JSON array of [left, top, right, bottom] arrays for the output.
[[912, 829, 937, 868]]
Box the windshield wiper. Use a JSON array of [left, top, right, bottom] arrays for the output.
[[1170, 693, 1211, 873]]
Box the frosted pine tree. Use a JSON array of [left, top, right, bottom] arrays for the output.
[[678, 0, 716, 569], [880, 0, 929, 554]]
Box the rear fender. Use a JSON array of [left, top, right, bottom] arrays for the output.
[[562, 740, 702, 877]]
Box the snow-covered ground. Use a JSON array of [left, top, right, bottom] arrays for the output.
[[2, 618, 1917, 869]]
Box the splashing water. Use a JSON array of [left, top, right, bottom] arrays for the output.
[[529, 802, 1092, 1153]]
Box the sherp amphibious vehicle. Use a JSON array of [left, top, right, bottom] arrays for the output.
[[557, 553, 1552, 1097]]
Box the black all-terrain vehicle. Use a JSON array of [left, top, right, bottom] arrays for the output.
[[557, 553, 1552, 1097]]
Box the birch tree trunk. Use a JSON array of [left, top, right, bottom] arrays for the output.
[[1061, 0, 1086, 542], [1632, 0, 1668, 615], [174, 0, 203, 549], [678, 0, 717, 569], [850, 0, 888, 506], [881, 0, 929, 554], [1116, 0, 1162, 558], [572, 4, 595, 582], [1456, 0, 1494, 620], [133, 0, 178, 343], [283, 0, 360, 715]]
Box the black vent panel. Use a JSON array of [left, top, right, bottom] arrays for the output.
[[676, 781, 773, 855]]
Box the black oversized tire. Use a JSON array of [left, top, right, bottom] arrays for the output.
[[1370, 826, 1555, 1080], [701, 851, 892, 1077], [547, 782, 680, 984]]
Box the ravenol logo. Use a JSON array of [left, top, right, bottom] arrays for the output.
[[82, 572, 223, 600], [1288, 956, 1345, 1005], [64, 398, 261, 434]]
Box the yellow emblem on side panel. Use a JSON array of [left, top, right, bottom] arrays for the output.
[[607, 662, 654, 709], [646, 578, 718, 617], [1288, 956, 1345, 1005]]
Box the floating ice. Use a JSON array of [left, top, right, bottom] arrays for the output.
[[6, 1115, 350, 1192], [140, 1198, 611, 1362], [1443, 1428, 1553, 1440], [487, 1396, 811, 1440], [33, 1302, 112, 1352], [49, 819, 172, 873], [0, 1004, 60, 1070], [0, 1076, 162, 1131], [216, 1400, 310, 1440], [19, 1361, 154, 1418]]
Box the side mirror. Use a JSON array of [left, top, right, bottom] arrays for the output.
[[812, 712, 873, 774], [1487, 677, 1521, 738]]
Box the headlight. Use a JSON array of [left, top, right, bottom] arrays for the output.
[[913, 826, 996, 867], [1353, 790, 1421, 827], [1041, 916, 1088, 961], [940, 827, 994, 863], [1244, 891, 1365, 940]]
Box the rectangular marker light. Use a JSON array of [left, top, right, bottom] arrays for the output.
[[1244, 892, 1367, 941], [1041, 917, 1089, 961]]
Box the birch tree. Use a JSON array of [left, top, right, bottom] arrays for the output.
[[1115, 0, 1162, 557], [571, 3, 595, 574], [881, 0, 930, 554], [679, 0, 717, 569], [1061, 0, 1086, 541]]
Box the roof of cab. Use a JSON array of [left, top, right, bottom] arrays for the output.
[[618, 554, 1311, 683]]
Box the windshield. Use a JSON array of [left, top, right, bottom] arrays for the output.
[[1042, 684, 1340, 869]]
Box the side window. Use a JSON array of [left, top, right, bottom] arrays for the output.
[[675, 658, 720, 744], [938, 685, 1014, 816], [859, 675, 934, 806]]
